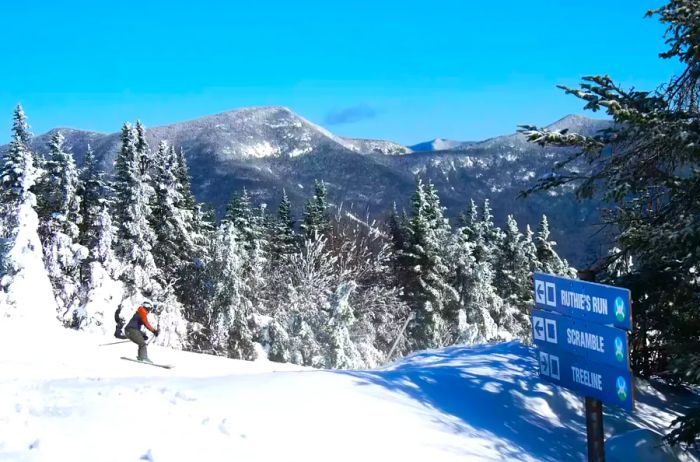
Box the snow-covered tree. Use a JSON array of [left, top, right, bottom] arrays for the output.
[[535, 215, 574, 277], [269, 189, 297, 260], [0, 106, 59, 330], [37, 132, 86, 319], [325, 281, 362, 369], [403, 179, 456, 349], [453, 228, 498, 344], [67, 144, 124, 334], [174, 147, 196, 212], [112, 122, 159, 296], [494, 215, 533, 338], [301, 180, 331, 239], [201, 222, 256, 359], [151, 141, 195, 282], [519, 1, 700, 444], [282, 235, 336, 367]]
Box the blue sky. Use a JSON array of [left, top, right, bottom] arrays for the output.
[[0, 0, 681, 145]]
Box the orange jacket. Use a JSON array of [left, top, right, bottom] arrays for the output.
[[125, 306, 156, 333]]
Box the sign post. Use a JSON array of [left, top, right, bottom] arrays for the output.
[[580, 271, 605, 462], [531, 271, 634, 462]]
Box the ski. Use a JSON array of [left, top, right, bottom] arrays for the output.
[[120, 357, 174, 369]]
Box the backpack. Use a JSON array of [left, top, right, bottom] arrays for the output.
[[114, 306, 127, 339]]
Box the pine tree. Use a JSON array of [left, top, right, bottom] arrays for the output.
[[493, 215, 532, 338], [0, 106, 59, 328], [78, 145, 109, 246], [474, 199, 503, 266], [269, 189, 297, 260], [453, 232, 499, 344], [518, 0, 700, 444], [151, 141, 195, 282], [301, 179, 331, 239], [112, 123, 159, 295], [223, 189, 253, 238], [534, 215, 569, 275], [36, 132, 85, 318], [325, 281, 362, 368], [459, 199, 479, 243], [203, 222, 256, 358], [522, 224, 540, 274], [403, 179, 456, 349], [174, 147, 196, 211], [1, 106, 35, 226]]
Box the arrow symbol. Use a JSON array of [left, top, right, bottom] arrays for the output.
[[536, 320, 544, 336], [532, 316, 546, 341], [535, 280, 546, 304]]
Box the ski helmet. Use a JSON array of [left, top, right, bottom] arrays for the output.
[[142, 300, 153, 310]]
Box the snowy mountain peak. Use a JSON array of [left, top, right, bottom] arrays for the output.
[[409, 138, 464, 152], [12, 106, 410, 163], [544, 114, 611, 136]]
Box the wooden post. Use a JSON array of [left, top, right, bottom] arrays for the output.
[[578, 269, 606, 462], [386, 312, 414, 362], [585, 397, 605, 462]]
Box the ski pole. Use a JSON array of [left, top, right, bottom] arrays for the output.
[[99, 340, 132, 347]]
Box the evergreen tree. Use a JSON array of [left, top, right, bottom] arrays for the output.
[[301, 179, 331, 239], [37, 132, 85, 317], [134, 120, 151, 176], [174, 147, 196, 211], [474, 199, 503, 266], [325, 281, 362, 369], [493, 215, 532, 338], [223, 189, 253, 239], [403, 179, 456, 349], [269, 189, 297, 260], [453, 232, 499, 344], [387, 202, 411, 290], [78, 145, 110, 246], [519, 0, 700, 444], [1, 106, 34, 226], [112, 123, 159, 295], [534, 215, 570, 276], [203, 222, 256, 359], [522, 224, 540, 274], [0, 106, 59, 328], [151, 141, 195, 282]]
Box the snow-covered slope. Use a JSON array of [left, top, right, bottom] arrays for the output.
[[0, 326, 696, 462], [341, 137, 411, 155]]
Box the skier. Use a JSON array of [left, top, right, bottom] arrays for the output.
[[124, 300, 160, 363]]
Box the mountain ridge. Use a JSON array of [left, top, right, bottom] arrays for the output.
[[1, 107, 613, 265]]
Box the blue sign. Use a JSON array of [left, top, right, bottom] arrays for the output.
[[534, 272, 632, 330], [536, 346, 634, 411], [531, 309, 630, 368]]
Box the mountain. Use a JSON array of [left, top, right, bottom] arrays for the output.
[[409, 138, 465, 152], [3, 108, 613, 266], [23, 107, 410, 166]]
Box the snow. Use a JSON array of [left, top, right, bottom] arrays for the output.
[[0, 201, 59, 332], [606, 429, 698, 461], [1, 327, 697, 462], [242, 141, 278, 159]]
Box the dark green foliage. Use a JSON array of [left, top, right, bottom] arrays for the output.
[[519, 0, 700, 446], [269, 189, 297, 260], [301, 179, 331, 239]]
